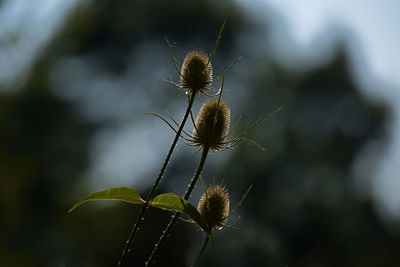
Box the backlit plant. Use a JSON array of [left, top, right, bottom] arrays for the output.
[[69, 20, 281, 266]]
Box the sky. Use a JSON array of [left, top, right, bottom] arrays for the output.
[[265, 0, 400, 94], [0, 0, 79, 86], [1, 0, 399, 222]]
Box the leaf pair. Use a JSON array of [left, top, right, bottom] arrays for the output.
[[68, 187, 214, 240]]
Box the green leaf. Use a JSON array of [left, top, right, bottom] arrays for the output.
[[68, 187, 145, 213], [151, 193, 214, 241], [68, 188, 215, 241]]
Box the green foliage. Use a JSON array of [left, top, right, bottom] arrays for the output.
[[151, 193, 214, 240], [68, 187, 145, 213], [68, 187, 214, 240]]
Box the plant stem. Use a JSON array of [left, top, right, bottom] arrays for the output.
[[191, 234, 209, 267], [118, 93, 196, 267], [145, 146, 210, 267]]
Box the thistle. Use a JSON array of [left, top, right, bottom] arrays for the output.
[[197, 184, 230, 230], [165, 20, 241, 98], [68, 20, 281, 267], [180, 50, 213, 95], [190, 181, 252, 267], [181, 91, 282, 152], [117, 20, 240, 266], [192, 98, 230, 151]]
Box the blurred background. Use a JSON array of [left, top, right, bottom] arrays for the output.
[[1, 0, 399, 266]]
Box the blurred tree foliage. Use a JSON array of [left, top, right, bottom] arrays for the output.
[[0, 0, 398, 266]]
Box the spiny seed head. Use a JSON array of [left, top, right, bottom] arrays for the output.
[[193, 98, 230, 151], [197, 185, 230, 230], [180, 50, 213, 95]]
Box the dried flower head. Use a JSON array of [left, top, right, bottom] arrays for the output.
[[192, 98, 230, 151], [180, 50, 213, 95], [197, 184, 230, 230]]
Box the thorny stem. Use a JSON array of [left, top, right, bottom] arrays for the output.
[[117, 93, 196, 267], [145, 146, 210, 267]]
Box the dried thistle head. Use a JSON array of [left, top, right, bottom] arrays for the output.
[[180, 50, 213, 95], [197, 184, 230, 230], [193, 98, 230, 151]]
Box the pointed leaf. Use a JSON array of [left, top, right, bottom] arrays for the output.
[[68, 187, 145, 213], [229, 184, 253, 217], [151, 193, 214, 240]]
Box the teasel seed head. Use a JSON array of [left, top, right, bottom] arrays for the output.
[[193, 98, 230, 151], [197, 184, 230, 230], [180, 50, 213, 95]]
